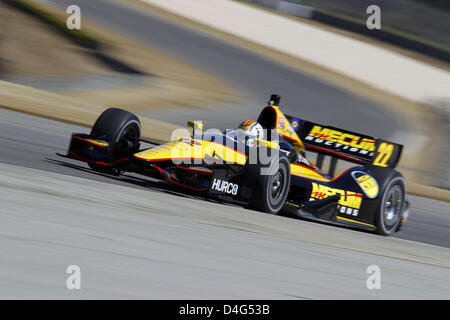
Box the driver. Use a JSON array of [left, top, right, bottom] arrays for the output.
[[235, 120, 264, 146], [233, 120, 314, 167]]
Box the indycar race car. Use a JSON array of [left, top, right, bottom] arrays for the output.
[[58, 94, 410, 236]]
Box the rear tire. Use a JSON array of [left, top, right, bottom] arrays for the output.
[[88, 108, 141, 175], [246, 151, 291, 214], [368, 166, 406, 236]]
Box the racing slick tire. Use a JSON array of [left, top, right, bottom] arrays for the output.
[[367, 166, 406, 236], [246, 151, 291, 215], [89, 108, 141, 175]]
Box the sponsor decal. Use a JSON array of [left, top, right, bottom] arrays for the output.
[[351, 171, 379, 198], [336, 204, 359, 216], [278, 116, 285, 130], [290, 118, 300, 130], [211, 178, 239, 195], [305, 125, 376, 156], [310, 182, 362, 216], [276, 113, 299, 143]]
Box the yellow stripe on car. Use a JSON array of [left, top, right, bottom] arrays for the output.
[[337, 216, 375, 228], [290, 164, 330, 182]]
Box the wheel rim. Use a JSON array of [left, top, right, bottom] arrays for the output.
[[117, 124, 140, 151], [122, 124, 139, 141], [382, 184, 403, 230], [269, 168, 285, 202]]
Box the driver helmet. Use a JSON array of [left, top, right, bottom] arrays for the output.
[[237, 120, 264, 145]]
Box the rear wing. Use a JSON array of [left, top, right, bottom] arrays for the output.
[[285, 116, 403, 171]]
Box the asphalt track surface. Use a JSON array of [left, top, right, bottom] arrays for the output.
[[1, 0, 449, 298], [0, 108, 449, 299], [28, 0, 450, 246]]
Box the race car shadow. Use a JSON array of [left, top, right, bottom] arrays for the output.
[[281, 208, 376, 235], [43, 157, 372, 234], [44, 157, 253, 213], [43, 157, 203, 201]]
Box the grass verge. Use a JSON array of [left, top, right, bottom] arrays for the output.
[[0, 0, 240, 134]]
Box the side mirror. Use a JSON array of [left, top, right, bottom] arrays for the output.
[[187, 120, 204, 136]]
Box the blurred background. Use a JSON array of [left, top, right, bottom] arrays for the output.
[[0, 0, 449, 193], [0, 0, 449, 300], [245, 0, 450, 59]]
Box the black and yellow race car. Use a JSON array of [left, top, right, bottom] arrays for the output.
[[59, 95, 410, 236]]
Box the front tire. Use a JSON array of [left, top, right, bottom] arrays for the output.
[[88, 108, 141, 175], [247, 152, 291, 214]]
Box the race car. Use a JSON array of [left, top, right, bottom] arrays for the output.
[[58, 94, 410, 236]]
